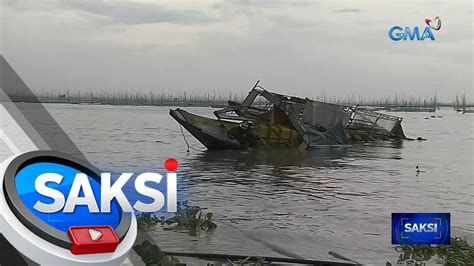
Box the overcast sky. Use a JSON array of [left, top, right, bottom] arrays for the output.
[[1, 0, 472, 102]]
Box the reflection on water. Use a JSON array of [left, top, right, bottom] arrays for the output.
[[45, 104, 474, 264]]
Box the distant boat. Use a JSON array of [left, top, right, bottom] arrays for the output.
[[455, 93, 473, 113]]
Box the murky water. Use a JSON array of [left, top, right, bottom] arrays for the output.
[[45, 104, 474, 264]]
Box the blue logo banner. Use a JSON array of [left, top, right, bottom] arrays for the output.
[[392, 213, 450, 245], [15, 162, 121, 232]]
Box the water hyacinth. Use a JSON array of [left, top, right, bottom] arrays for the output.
[[133, 240, 182, 265], [392, 236, 474, 265], [136, 201, 217, 235]]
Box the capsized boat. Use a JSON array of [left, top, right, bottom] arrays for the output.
[[170, 81, 407, 150]]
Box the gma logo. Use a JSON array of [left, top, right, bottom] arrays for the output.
[[388, 26, 435, 41]]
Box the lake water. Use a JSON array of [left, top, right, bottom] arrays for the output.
[[45, 104, 474, 265]]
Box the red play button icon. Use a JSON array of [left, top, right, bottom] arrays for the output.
[[67, 226, 120, 255]]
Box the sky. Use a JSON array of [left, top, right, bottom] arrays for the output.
[[1, 0, 472, 102]]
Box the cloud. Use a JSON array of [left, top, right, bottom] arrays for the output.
[[333, 8, 365, 13], [226, 0, 314, 8], [62, 0, 222, 25], [269, 15, 318, 28], [1, 1, 471, 102], [6, 0, 221, 25]]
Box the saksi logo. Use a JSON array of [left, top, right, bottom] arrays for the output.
[[392, 213, 450, 245], [388, 16, 441, 41], [404, 222, 438, 233]]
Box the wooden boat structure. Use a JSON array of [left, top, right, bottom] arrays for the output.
[[170, 81, 407, 150]]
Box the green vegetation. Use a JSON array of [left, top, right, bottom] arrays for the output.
[[133, 240, 182, 265], [393, 236, 474, 265], [136, 201, 217, 236], [134, 201, 216, 265], [135, 204, 268, 265], [136, 204, 473, 265], [133, 240, 270, 266]]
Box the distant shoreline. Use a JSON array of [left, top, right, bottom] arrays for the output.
[[36, 98, 230, 108], [6, 95, 473, 110]]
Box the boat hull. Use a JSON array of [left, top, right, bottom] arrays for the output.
[[169, 108, 243, 150], [170, 108, 352, 150]]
